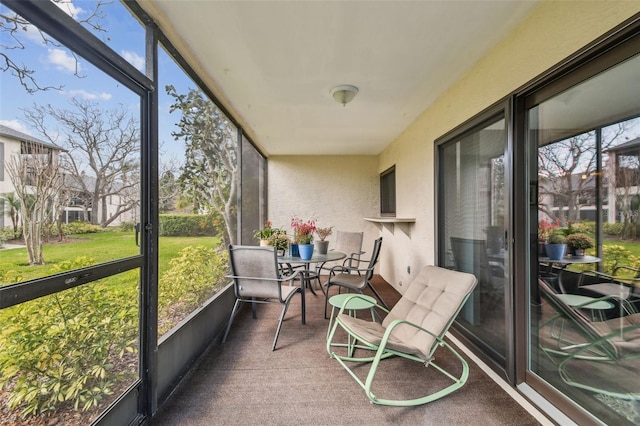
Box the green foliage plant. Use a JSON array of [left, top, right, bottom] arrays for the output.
[[267, 230, 289, 250], [600, 244, 633, 275], [0, 256, 138, 418], [603, 222, 624, 237], [60, 221, 102, 236], [158, 244, 229, 335], [253, 220, 279, 240], [546, 230, 566, 244], [159, 214, 217, 237]]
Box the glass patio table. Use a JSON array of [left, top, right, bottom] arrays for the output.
[[277, 250, 346, 324], [538, 255, 601, 293]]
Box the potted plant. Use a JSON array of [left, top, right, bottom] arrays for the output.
[[254, 220, 277, 246], [314, 226, 333, 254], [538, 219, 560, 257], [267, 230, 289, 256], [545, 230, 566, 260], [291, 217, 316, 259], [564, 233, 594, 257]]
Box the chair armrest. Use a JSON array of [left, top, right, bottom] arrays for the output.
[[341, 251, 366, 268], [328, 264, 371, 277], [226, 269, 303, 285], [581, 270, 615, 281]]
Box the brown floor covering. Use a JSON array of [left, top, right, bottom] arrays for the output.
[[150, 276, 542, 426]]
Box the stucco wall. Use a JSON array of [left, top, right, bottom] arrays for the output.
[[266, 2, 639, 293], [267, 155, 381, 252], [378, 0, 640, 292]]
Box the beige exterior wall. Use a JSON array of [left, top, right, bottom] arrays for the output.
[[0, 136, 22, 227], [267, 155, 381, 252], [376, 0, 640, 292], [267, 2, 639, 293]]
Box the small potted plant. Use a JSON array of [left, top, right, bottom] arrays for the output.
[[314, 226, 333, 254], [254, 220, 277, 246], [291, 217, 316, 259], [545, 230, 566, 260], [267, 230, 289, 256], [564, 233, 594, 257]]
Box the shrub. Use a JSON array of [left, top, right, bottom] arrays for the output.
[[600, 244, 632, 275], [0, 226, 19, 244], [159, 214, 217, 237], [55, 221, 103, 236], [0, 269, 24, 284], [0, 256, 138, 418], [603, 222, 624, 237], [570, 221, 595, 234], [158, 245, 229, 334], [118, 221, 136, 232]]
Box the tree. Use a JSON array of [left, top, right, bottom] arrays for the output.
[[5, 142, 62, 265], [1, 192, 21, 239], [538, 123, 630, 223], [607, 150, 640, 240], [21, 98, 140, 227], [0, 0, 106, 94], [166, 86, 238, 245], [158, 159, 181, 213]]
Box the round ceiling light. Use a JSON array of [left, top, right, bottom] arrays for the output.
[[330, 85, 359, 106]]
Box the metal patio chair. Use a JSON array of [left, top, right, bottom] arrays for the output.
[[222, 245, 303, 351], [324, 237, 385, 318]]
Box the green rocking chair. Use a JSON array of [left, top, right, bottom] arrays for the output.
[[326, 265, 477, 406]]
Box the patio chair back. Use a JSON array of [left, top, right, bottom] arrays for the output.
[[538, 279, 640, 359], [382, 265, 477, 359], [335, 231, 364, 267], [229, 245, 284, 301]]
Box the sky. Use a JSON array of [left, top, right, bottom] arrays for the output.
[[0, 0, 193, 163]]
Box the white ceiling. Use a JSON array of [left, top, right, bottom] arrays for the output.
[[141, 1, 539, 156]]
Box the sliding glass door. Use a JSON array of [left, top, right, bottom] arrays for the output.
[[438, 111, 509, 365], [526, 47, 640, 425]]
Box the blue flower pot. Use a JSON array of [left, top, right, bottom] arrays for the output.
[[545, 243, 566, 261], [298, 244, 314, 260], [289, 243, 299, 257]]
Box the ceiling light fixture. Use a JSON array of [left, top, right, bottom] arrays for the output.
[[330, 85, 359, 106]]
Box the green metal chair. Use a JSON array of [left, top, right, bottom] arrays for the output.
[[223, 245, 303, 351], [538, 279, 640, 400], [326, 265, 477, 406]]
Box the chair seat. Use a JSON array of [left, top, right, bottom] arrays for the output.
[[280, 284, 301, 300], [337, 314, 423, 357], [582, 283, 631, 299], [593, 313, 640, 356], [329, 273, 365, 290]]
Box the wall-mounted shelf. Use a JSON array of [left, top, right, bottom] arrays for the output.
[[364, 217, 415, 237]]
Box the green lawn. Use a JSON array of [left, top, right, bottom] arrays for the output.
[[603, 238, 640, 256], [0, 232, 223, 285]]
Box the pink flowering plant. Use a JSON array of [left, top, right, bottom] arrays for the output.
[[291, 217, 316, 244], [538, 218, 560, 243]]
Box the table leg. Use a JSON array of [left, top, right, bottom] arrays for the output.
[[301, 269, 306, 325]]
